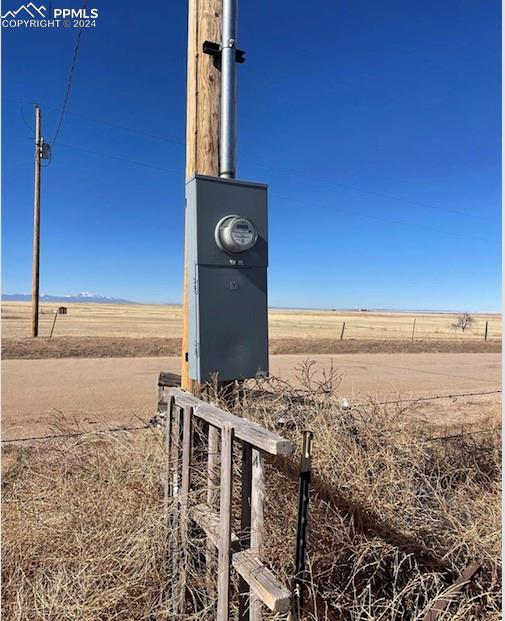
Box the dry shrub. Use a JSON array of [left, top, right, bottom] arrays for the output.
[[232, 362, 502, 620], [2, 363, 501, 620]]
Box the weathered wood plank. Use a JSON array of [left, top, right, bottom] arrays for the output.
[[232, 550, 291, 614], [158, 371, 181, 388], [217, 423, 234, 621], [422, 562, 481, 621], [206, 425, 220, 600], [250, 449, 265, 621], [180, 405, 194, 539], [163, 396, 175, 520], [169, 388, 293, 456], [171, 405, 184, 613], [207, 425, 220, 507], [169, 388, 202, 408], [178, 404, 194, 614], [192, 503, 239, 549], [239, 443, 253, 621]]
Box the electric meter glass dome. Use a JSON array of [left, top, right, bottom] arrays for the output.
[[215, 215, 258, 254]]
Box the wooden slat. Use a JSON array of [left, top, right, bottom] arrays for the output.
[[171, 405, 184, 613], [163, 396, 175, 520], [180, 405, 194, 540], [250, 449, 265, 621], [422, 562, 481, 621], [239, 443, 253, 621], [193, 503, 239, 549], [169, 388, 293, 456], [206, 425, 220, 600], [169, 389, 202, 409], [217, 423, 234, 621], [207, 425, 220, 507], [232, 550, 291, 614], [179, 405, 194, 614]]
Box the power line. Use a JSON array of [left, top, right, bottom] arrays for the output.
[[50, 107, 184, 146], [12, 134, 180, 173], [271, 193, 495, 243], [20, 102, 35, 132], [51, 0, 87, 146], [3, 100, 497, 229], [4, 110, 498, 241], [3, 98, 183, 146], [245, 158, 490, 223], [10, 132, 497, 241], [55, 140, 180, 173], [3, 100, 494, 226]]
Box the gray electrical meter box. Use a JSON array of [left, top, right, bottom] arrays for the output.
[[186, 175, 268, 383]]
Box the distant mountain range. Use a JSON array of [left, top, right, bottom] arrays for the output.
[[2, 292, 135, 304]]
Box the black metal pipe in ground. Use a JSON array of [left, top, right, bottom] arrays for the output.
[[293, 430, 313, 619]]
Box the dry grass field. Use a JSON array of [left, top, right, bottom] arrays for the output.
[[2, 301, 501, 341], [2, 376, 501, 620]]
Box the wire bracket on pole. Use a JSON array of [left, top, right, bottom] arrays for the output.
[[202, 40, 246, 69]]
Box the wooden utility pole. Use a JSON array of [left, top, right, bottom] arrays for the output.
[[181, 0, 222, 391], [31, 104, 42, 338]]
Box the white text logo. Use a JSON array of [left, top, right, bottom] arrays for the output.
[[1, 3, 99, 27]]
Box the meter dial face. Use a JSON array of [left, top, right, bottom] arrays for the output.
[[215, 215, 258, 254], [230, 219, 256, 248]]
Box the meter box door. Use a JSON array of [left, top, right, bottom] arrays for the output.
[[186, 175, 269, 383]]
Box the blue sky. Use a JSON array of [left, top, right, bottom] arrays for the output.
[[1, 0, 501, 310]]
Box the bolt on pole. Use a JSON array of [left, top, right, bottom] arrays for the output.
[[31, 104, 42, 338]]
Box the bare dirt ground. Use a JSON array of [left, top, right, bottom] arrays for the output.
[[1, 336, 500, 359], [2, 353, 500, 441]]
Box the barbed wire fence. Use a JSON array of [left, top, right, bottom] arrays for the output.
[[1, 388, 501, 446]]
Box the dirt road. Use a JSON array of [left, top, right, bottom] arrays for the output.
[[2, 353, 501, 440]]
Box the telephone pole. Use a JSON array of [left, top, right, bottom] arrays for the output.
[[181, 0, 222, 391], [31, 104, 42, 338]]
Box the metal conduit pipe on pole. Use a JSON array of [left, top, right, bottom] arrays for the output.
[[220, 0, 238, 179]]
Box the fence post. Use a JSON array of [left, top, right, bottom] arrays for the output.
[[171, 405, 184, 613], [340, 321, 346, 341], [484, 320, 488, 341], [250, 448, 265, 621], [164, 396, 175, 521], [179, 405, 194, 613], [49, 310, 58, 339], [206, 425, 220, 602], [239, 443, 253, 620], [217, 423, 234, 621], [411, 318, 416, 341]]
